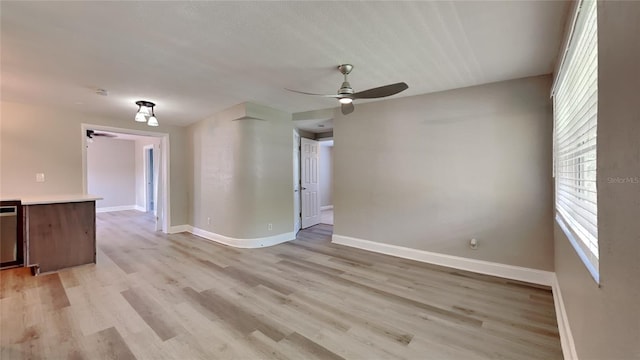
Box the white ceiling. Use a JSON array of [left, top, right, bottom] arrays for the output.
[[1, 1, 569, 130]]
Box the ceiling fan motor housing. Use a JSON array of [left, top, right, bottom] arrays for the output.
[[338, 81, 354, 96]]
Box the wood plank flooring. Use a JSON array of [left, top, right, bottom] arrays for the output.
[[0, 210, 563, 359]]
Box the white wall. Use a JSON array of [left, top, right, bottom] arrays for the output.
[[319, 143, 333, 207], [0, 101, 189, 226], [334, 75, 554, 271], [87, 137, 136, 209], [189, 102, 294, 239], [554, 2, 640, 358]]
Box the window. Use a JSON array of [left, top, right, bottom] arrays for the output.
[[552, 0, 598, 282]]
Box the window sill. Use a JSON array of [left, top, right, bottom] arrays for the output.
[[555, 213, 600, 285]]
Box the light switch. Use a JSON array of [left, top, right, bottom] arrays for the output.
[[36, 173, 45, 182]]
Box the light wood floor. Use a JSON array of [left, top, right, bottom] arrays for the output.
[[1, 210, 562, 359]]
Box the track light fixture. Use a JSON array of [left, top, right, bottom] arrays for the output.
[[134, 100, 159, 126]]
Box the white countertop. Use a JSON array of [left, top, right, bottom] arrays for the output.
[[1, 194, 102, 205]]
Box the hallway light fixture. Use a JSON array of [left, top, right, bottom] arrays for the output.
[[134, 100, 159, 126]]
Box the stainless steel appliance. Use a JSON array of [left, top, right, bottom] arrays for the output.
[[0, 201, 22, 268]]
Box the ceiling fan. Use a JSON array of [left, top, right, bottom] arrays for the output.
[[86, 130, 116, 139], [286, 64, 408, 115]]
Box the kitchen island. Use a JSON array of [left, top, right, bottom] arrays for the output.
[[18, 194, 101, 274]]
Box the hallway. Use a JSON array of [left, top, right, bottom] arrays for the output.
[[320, 207, 333, 225]]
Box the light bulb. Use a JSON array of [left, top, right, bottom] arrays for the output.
[[135, 111, 147, 122], [147, 115, 159, 127], [339, 97, 353, 104]]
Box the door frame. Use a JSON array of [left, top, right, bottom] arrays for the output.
[[293, 130, 301, 233], [81, 123, 171, 233]]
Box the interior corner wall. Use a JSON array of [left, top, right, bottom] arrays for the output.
[[0, 101, 189, 226], [189, 103, 294, 239], [319, 144, 333, 207], [554, 2, 640, 358], [334, 75, 554, 271], [87, 137, 135, 208]]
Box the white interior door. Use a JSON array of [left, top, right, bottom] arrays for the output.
[[293, 131, 301, 233], [301, 138, 320, 228]]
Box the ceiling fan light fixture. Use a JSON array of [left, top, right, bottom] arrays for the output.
[[135, 100, 158, 126], [285, 64, 408, 116]]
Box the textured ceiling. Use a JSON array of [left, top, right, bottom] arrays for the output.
[[0, 1, 569, 128]]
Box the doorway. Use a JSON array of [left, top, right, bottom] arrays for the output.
[[82, 124, 170, 233], [318, 140, 334, 225], [144, 145, 155, 213], [301, 137, 321, 228], [295, 135, 334, 230]]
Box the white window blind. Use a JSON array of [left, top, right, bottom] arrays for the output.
[[553, 0, 598, 281]]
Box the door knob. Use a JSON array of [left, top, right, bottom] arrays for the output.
[[302, 187, 307, 190]]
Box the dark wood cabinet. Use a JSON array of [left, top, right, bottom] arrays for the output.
[[24, 201, 96, 273]]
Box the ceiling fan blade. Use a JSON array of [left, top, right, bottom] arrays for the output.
[[352, 82, 408, 99], [285, 88, 339, 98], [341, 102, 355, 115]]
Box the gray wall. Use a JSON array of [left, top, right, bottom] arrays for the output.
[[554, 2, 640, 358], [0, 101, 190, 226], [334, 75, 554, 270], [189, 102, 294, 239], [87, 137, 136, 209], [319, 144, 333, 207]]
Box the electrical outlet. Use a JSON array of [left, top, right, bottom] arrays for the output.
[[268, 223, 273, 231], [207, 217, 211, 225], [36, 173, 45, 182], [470, 238, 478, 250]]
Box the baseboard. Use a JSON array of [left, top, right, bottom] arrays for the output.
[[134, 205, 146, 212], [168, 225, 191, 234], [96, 205, 138, 213], [189, 226, 295, 248], [551, 274, 578, 360], [321, 205, 333, 211], [167, 225, 296, 248], [331, 234, 554, 286]]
